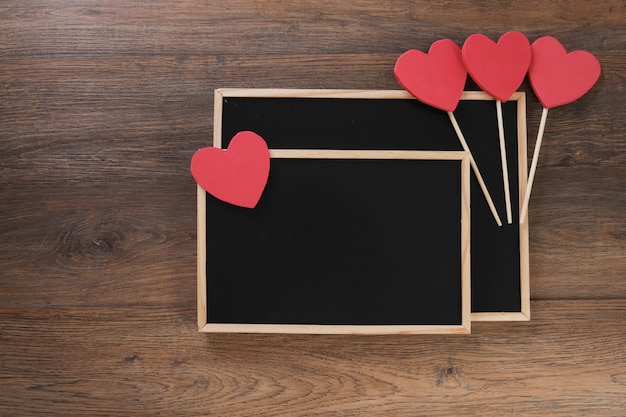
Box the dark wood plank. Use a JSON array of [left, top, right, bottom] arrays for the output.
[[0, 1, 623, 58], [529, 167, 626, 299], [0, 179, 196, 309], [1, 301, 625, 416]]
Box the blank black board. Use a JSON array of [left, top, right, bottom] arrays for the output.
[[198, 89, 529, 333]]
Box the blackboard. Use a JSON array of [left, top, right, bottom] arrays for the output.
[[197, 89, 530, 334]]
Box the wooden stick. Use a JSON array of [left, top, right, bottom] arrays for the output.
[[520, 107, 549, 223], [448, 111, 503, 227], [496, 100, 513, 224]]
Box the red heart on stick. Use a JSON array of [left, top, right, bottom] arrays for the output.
[[394, 39, 467, 112], [190, 131, 270, 208], [462, 31, 531, 102], [529, 36, 601, 109]]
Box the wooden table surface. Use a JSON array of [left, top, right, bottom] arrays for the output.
[[1, 1, 624, 415]]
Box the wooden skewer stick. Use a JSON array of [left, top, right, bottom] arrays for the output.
[[496, 100, 513, 224], [520, 107, 549, 224], [448, 111, 503, 227]]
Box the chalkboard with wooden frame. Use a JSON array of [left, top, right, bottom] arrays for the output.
[[197, 88, 530, 334]]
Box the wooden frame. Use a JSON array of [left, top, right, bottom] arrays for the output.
[[198, 148, 471, 334], [198, 88, 530, 334]]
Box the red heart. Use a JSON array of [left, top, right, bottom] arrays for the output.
[[529, 36, 601, 109], [190, 131, 270, 208], [462, 32, 531, 102], [394, 39, 467, 112]]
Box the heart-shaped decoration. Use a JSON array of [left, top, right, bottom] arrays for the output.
[[394, 39, 467, 112], [529, 36, 601, 109], [462, 31, 531, 102], [190, 131, 270, 208]]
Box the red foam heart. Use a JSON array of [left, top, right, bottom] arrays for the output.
[[190, 131, 270, 208], [394, 39, 467, 112], [529, 36, 601, 109], [462, 31, 531, 102]]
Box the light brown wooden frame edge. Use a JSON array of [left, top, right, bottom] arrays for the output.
[[198, 150, 471, 334]]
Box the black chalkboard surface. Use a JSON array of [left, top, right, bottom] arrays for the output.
[[197, 89, 530, 334]]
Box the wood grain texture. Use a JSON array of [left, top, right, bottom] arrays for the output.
[[1, 301, 625, 416], [1, 0, 624, 415]]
